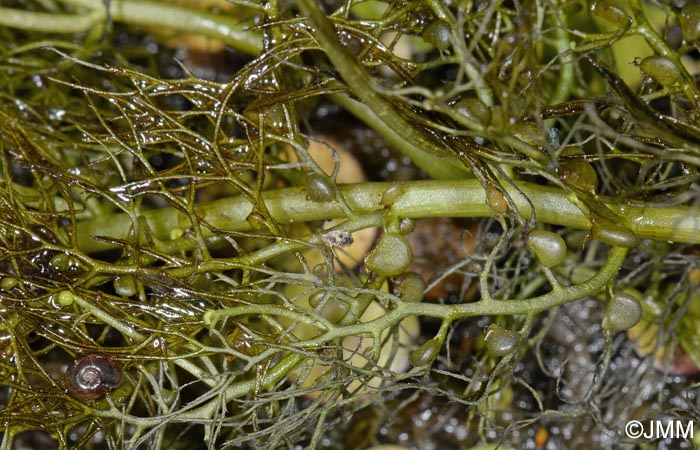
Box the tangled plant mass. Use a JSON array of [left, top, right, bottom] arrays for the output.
[[1, 0, 700, 448]]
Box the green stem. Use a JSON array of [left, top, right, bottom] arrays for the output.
[[276, 246, 627, 348], [0, 0, 263, 55], [550, 19, 574, 106], [0, 7, 102, 33], [330, 94, 467, 179], [297, 0, 469, 179], [76, 180, 700, 255]]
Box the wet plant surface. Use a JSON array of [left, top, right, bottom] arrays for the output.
[[1, 0, 700, 449]]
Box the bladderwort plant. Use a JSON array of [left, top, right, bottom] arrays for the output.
[[1, 0, 700, 448]]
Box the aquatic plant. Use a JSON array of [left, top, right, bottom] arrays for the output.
[[0, 0, 699, 448]]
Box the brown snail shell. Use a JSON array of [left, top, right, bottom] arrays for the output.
[[65, 355, 122, 400]]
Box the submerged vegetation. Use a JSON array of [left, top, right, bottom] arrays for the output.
[[1, 0, 700, 448]]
